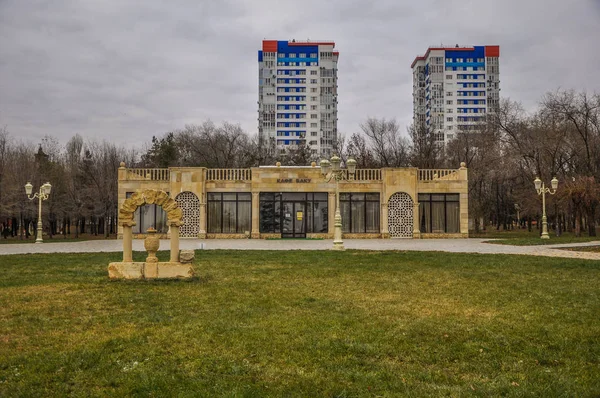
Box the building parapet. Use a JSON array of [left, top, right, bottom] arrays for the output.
[[119, 165, 465, 183], [418, 169, 459, 181], [125, 168, 170, 181], [206, 168, 252, 181], [343, 169, 382, 181]]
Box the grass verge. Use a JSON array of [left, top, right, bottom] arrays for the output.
[[559, 245, 600, 253], [474, 229, 600, 246], [1, 250, 599, 396]]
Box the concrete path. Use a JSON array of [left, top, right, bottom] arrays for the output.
[[1, 238, 599, 260]]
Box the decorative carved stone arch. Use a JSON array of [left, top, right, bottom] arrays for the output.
[[387, 192, 414, 238], [175, 191, 200, 238], [118, 189, 183, 263]]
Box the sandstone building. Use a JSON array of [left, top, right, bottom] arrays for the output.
[[117, 163, 468, 239]]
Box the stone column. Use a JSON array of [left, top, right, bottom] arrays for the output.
[[328, 192, 336, 238], [381, 202, 389, 239], [198, 201, 206, 239], [413, 202, 421, 238], [121, 222, 135, 262], [169, 221, 181, 262], [251, 192, 260, 239]]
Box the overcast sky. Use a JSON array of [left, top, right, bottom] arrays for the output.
[[1, 0, 599, 148]]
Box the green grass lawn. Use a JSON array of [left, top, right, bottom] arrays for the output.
[[1, 250, 599, 396], [473, 228, 600, 246], [561, 245, 600, 253]]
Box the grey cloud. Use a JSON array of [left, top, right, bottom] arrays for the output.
[[0, 0, 599, 148]]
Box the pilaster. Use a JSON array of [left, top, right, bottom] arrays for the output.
[[381, 202, 389, 239], [251, 192, 260, 239], [413, 202, 421, 238], [198, 200, 206, 239]]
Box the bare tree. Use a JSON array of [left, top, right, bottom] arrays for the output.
[[407, 122, 443, 169], [345, 133, 377, 168], [360, 118, 410, 167], [177, 121, 251, 168]]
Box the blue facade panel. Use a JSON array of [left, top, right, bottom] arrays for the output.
[[445, 62, 485, 67], [445, 46, 485, 61], [277, 41, 319, 54], [258, 51, 263, 62], [278, 57, 318, 62]]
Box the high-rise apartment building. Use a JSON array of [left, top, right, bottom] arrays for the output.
[[258, 40, 338, 156], [411, 45, 500, 144]]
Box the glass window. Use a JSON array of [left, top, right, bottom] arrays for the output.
[[351, 201, 365, 232], [419, 193, 460, 233], [365, 193, 379, 201], [339, 193, 380, 233], [207, 201, 222, 233], [222, 193, 237, 201], [207, 192, 251, 233], [365, 202, 380, 233], [259, 192, 327, 233], [341, 201, 351, 233], [282, 192, 306, 201], [312, 201, 328, 233]]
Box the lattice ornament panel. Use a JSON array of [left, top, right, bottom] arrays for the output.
[[175, 192, 200, 238], [388, 192, 413, 238]]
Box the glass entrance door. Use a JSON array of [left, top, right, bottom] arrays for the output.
[[281, 201, 306, 238]]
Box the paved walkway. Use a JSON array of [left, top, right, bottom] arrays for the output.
[[1, 238, 599, 260]]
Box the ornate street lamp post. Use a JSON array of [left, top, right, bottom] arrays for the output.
[[320, 155, 357, 250], [534, 176, 558, 239], [25, 181, 52, 243]]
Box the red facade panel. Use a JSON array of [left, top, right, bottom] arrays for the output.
[[262, 40, 278, 52], [485, 45, 500, 57], [411, 56, 425, 68]]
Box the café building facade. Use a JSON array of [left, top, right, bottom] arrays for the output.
[[117, 162, 469, 239]]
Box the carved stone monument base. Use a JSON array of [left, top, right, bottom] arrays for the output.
[[108, 262, 194, 280]]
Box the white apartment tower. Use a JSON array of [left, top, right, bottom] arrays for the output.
[[411, 45, 500, 144], [258, 40, 339, 157]]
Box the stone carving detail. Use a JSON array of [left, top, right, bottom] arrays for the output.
[[388, 192, 413, 238], [179, 250, 195, 264], [175, 191, 200, 238], [144, 228, 159, 263], [119, 190, 182, 225]]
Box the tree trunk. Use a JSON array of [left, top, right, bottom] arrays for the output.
[[104, 212, 110, 238], [575, 210, 581, 237], [588, 207, 597, 237], [557, 212, 562, 237], [19, 212, 24, 240]]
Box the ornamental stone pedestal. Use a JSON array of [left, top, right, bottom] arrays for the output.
[[144, 228, 160, 263], [108, 189, 194, 280]]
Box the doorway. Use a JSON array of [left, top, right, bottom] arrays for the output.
[[281, 201, 306, 238]]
